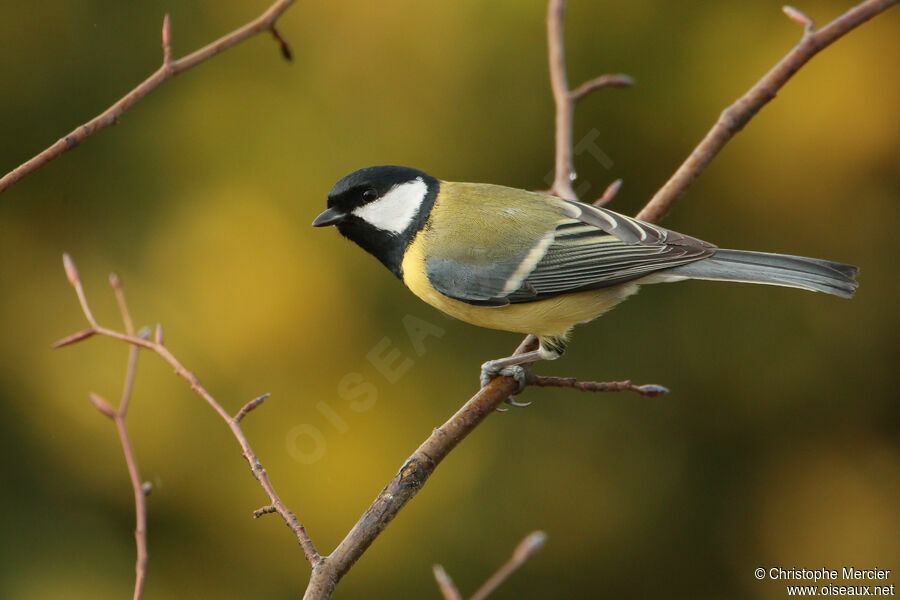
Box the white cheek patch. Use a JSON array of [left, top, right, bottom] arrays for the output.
[[352, 177, 427, 234]]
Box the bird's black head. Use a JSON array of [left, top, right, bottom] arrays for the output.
[[313, 165, 440, 278]]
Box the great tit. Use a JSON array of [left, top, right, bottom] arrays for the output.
[[313, 165, 858, 389]]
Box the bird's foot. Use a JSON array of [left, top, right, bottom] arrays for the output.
[[480, 362, 531, 409]]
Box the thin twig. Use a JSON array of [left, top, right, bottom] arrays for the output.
[[271, 26, 294, 61], [108, 274, 149, 600], [546, 0, 633, 200], [547, 0, 575, 200], [64, 254, 98, 328], [82, 274, 152, 599], [0, 0, 296, 195], [526, 375, 669, 397], [782, 6, 815, 31], [432, 565, 464, 600], [50, 329, 96, 348], [235, 393, 271, 423], [636, 0, 899, 224], [89, 392, 117, 419], [161, 14, 173, 66], [432, 531, 546, 600], [113, 290, 148, 600], [593, 178, 622, 207], [470, 531, 547, 600], [253, 505, 278, 519], [570, 73, 635, 102], [53, 255, 321, 568]]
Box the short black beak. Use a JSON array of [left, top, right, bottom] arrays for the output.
[[312, 207, 346, 227]]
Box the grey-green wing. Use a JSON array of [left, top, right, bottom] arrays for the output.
[[425, 197, 715, 306]]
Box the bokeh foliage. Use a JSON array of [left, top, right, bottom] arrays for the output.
[[1, 1, 898, 598]]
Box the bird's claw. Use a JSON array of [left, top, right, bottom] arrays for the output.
[[480, 362, 530, 409], [504, 396, 532, 408], [480, 362, 528, 391]]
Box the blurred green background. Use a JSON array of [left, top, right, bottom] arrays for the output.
[[1, 1, 898, 598]]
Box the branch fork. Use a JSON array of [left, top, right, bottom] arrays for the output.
[[547, 0, 635, 201], [53, 254, 321, 580], [434, 531, 547, 600]]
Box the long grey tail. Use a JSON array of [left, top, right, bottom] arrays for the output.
[[665, 249, 859, 298]]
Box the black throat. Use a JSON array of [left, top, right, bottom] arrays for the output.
[[335, 178, 439, 279]]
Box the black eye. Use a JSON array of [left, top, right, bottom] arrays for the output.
[[362, 188, 377, 201]]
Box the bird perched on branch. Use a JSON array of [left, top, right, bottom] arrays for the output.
[[314, 166, 858, 392]]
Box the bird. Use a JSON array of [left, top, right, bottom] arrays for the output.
[[313, 165, 858, 393]]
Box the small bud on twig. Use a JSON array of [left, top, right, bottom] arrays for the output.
[[138, 326, 152, 340], [633, 383, 669, 396], [51, 329, 97, 349], [142, 482, 153, 496], [154, 323, 164, 345], [512, 530, 546, 562], [432, 564, 463, 600], [783, 6, 815, 31], [270, 26, 293, 61], [109, 272, 122, 290], [89, 392, 117, 419], [594, 178, 623, 207], [253, 505, 277, 518], [235, 393, 271, 423], [62, 253, 81, 287]]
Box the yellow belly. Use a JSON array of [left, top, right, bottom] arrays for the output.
[[400, 237, 638, 337]]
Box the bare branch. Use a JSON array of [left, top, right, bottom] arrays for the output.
[[547, 0, 576, 200], [161, 14, 173, 65], [271, 26, 294, 61], [55, 254, 321, 569], [109, 273, 135, 335], [547, 0, 633, 200], [526, 375, 669, 397], [303, 376, 519, 599], [114, 383, 148, 600], [570, 73, 635, 102], [110, 273, 141, 419], [0, 0, 296, 195], [470, 531, 547, 600], [636, 0, 899, 224], [87, 270, 150, 600], [62, 253, 99, 328], [432, 531, 546, 600]]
